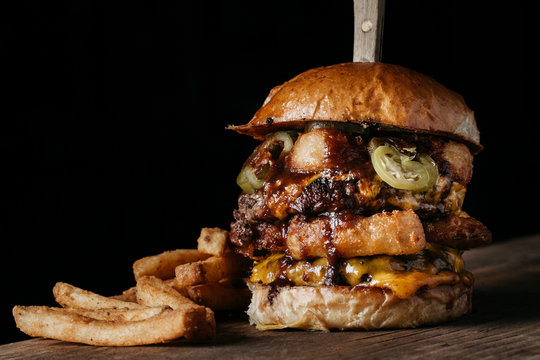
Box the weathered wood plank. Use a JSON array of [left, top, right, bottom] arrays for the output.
[[2, 235, 539, 359], [353, 0, 385, 62]]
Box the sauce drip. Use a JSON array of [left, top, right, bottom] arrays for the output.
[[321, 214, 341, 285], [267, 255, 294, 304]]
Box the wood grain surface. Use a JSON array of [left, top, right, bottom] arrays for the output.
[[2, 234, 539, 359], [353, 0, 385, 62]]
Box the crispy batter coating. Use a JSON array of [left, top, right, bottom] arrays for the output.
[[286, 210, 425, 259]]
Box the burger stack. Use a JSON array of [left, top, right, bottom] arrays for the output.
[[228, 63, 491, 330]]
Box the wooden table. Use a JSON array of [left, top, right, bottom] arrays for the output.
[[2, 234, 539, 359]]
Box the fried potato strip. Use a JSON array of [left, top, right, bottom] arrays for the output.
[[53, 282, 145, 310], [175, 254, 246, 288], [133, 249, 211, 281], [13, 305, 201, 346], [136, 276, 216, 341], [197, 227, 231, 256]]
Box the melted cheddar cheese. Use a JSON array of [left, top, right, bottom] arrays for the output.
[[250, 243, 473, 299]]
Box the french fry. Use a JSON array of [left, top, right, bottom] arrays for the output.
[[197, 228, 230, 256], [14, 232, 242, 346], [136, 276, 200, 309], [136, 276, 216, 341], [64, 305, 170, 322], [13, 305, 203, 346], [186, 283, 251, 311], [133, 249, 211, 281], [175, 254, 246, 288], [53, 282, 145, 310], [164, 278, 189, 297], [109, 286, 137, 303]]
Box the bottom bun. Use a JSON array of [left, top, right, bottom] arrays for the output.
[[247, 282, 472, 331]]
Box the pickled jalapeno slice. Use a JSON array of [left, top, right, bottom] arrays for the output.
[[369, 139, 438, 191], [236, 131, 295, 193]]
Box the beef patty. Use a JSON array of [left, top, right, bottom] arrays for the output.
[[230, 129, 488, 259]]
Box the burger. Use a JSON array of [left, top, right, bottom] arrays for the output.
[[227, 62, 491, 330]]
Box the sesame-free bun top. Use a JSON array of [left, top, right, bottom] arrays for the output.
[[229, 62, 481, 152]]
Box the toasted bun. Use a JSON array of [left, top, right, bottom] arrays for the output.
[[229, 63, 481, 152], [247, 282, 472, 330]]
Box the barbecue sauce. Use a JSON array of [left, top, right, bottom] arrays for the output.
[[262, 129, 375, 221]]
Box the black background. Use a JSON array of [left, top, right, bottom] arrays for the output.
[[3, 1, 531, 344]]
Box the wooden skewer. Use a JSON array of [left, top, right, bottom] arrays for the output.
[[353, 0, 385, 62]]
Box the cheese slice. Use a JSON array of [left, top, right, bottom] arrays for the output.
[[250, 243, 473, 299]]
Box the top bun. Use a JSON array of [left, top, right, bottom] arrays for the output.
[[229, 62, 481, 152]]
